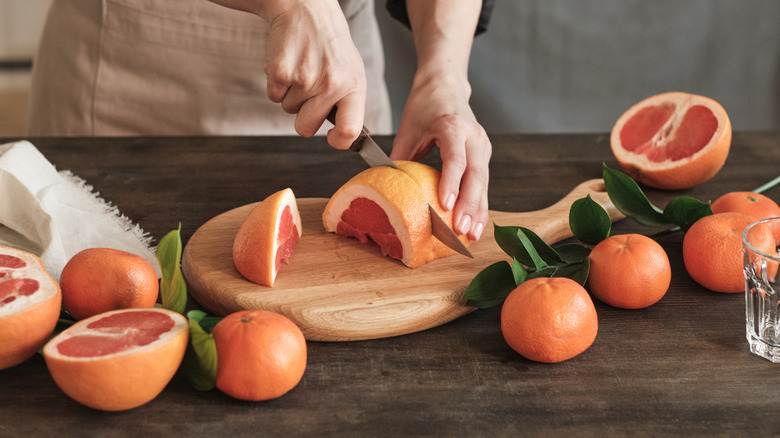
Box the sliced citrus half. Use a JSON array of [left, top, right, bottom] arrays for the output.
[[610, 91, 731, 190], [0, 245, 61, 370], [43, 307, 188, 411], [233, 188, 302, 286], [322, 160, 469, 268]]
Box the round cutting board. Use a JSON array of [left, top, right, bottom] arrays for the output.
[[181, 179, 621, 341]]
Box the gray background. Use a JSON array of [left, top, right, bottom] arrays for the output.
[[376, 0, 780, 134]]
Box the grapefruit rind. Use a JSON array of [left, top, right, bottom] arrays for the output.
[[0, 245, 61, 370], [610, 92, 731, 190], [42, 308, 188, 411]]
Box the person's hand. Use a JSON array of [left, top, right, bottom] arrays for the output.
[[389, 73, 492, 241], [208, 0, 366, 149]]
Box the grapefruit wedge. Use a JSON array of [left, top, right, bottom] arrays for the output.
[[322, 160, 469, 268], [43, 308, 188, 411], [233, 188, 302, 287], [0, 245, 61, 370], [610, 92, 731, 190]]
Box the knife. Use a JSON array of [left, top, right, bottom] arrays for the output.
[[326, 108, 473, 258]]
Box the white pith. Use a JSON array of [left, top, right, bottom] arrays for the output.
[[611, 92, 729, 170], [42, 308, 188, 361], [0, 249, 58, 317], [323, 184, 413, 266]]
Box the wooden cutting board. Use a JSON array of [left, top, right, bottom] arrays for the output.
[[181, 179, 622, 342]]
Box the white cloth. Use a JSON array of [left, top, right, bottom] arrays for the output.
[[0, 140, 159, 280]]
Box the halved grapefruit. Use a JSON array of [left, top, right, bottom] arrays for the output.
[[322, 160, 469, 268], [233, 188, 302, 287], [0, 245, 61, 370], [43, 308, 188, 411], [610, 92, 731, 190]]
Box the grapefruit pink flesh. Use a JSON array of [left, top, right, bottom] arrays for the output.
[[56, 310, 175, 358], [620, 104, 718, 163], [275, 206, 300, 271], [336, 197, 403, 260]]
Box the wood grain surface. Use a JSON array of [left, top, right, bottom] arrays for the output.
[[4, 134, 780, 437], [182, 179, 623, 341]]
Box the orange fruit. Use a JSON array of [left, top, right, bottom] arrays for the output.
[[233, 188, 302, 287], [322, 160, 469, 268], [500, 277, 598, 363], [610, 92, 731, 190], [0, 245, 61, 370], [42, 307, 188, 411], [212, 309, 307, 401], [587, 234, 671, 309], [683, 212, 776, 293], [59, 248, 159, 320], [711, 191, 780, 242]]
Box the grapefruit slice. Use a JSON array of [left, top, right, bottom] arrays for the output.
[[322, 160, 469, 268], [0, 245, 61, 370], [43, 308, 188, 411], [233, 188, 302, 286], [610, 92, 731, 190]]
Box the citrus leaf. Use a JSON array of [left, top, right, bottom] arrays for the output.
[[182, 310, 218, 392], [554, 243, 591, 263], [510, 257, 528, 286], [556, 260, 590, 286], [157, 225, 187, 314], [569, 194, 612, 245], [602, 163, 667, 227], [462, 260, 516, 308], [517, 228, 548, 271], [494, 224, 564, 267], [662, 196, 713, 231]]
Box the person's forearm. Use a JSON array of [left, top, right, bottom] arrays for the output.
[[405, 0, 482, 92]]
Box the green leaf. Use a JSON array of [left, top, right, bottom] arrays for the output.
[[662, 196, 713, 231], [510, 257, 528, 286], [494, 224, 563, 267], [569, 194, 612, 245], [157, 225, 187, 314], [517, 228, 548, 271], [181, 310, 218, 391], [462, 261, 517, 308], [556, 259, 590, 286], [603, 163, 667, 227], [554, 244, 591, 263]]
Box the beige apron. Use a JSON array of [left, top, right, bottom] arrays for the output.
[[27, 0, 392, 136]]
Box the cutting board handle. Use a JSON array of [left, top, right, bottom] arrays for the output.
[[488, 178, 624, 245]]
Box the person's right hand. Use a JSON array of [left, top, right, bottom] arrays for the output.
[[208, 0, 366, 149]]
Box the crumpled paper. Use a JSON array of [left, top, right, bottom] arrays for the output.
[[0, 140, 160, 280]]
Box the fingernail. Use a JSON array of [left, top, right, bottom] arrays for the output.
[[457, 215, 471, 235], [473, 222, 484, 240], [444, 193, 456, 211]]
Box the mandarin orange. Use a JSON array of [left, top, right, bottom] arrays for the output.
[[501, 277, 598, 363], [711, 191, 780, 242], [212, 310, 307, 401]]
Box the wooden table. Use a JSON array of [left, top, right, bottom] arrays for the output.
[[1, 133, 779, 436]]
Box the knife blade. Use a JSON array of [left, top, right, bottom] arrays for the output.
[[327, 108, 473, 258]]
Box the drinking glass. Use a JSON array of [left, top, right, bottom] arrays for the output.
[[744, 218, 780, 362]]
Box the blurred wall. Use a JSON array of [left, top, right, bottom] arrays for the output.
[[376, 0, 780, 133]]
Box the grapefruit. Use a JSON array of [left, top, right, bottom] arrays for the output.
[[59, 247, 159, 320], [212, 310, 307, 401], [322, 160, 469, 268], [711, 191, 780, 242], [0, 245, 61, 370], [233, 188, 302, 287], [610, 92, 731, 190], [683, 212, 776, 293], [43, 307, 188, 411]]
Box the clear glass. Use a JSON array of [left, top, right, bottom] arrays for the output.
[[744, 217, 780, 362]]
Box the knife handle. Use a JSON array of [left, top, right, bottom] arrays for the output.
[[326, 107, 369, 153]]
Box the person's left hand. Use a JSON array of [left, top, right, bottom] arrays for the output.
[[389, 74, 491, 241]]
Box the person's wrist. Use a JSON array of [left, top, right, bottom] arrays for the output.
[[411, 66, 472, 102]]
